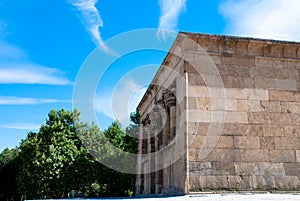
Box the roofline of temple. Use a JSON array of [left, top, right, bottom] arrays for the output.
[[136, 31, 300, 111]]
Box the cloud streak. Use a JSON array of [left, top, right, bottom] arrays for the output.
[[68, 0, 112, 53], [220, 0, 300, 41], [0, 123, 40, 130], [0, 63, 72, 85], [157, 0, 187, 40], [0, 41, 72, 85], [0, 96, 69, 105], [0, 41, 27, 60]]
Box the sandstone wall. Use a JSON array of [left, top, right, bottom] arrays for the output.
[[186, 34, 300, 191]]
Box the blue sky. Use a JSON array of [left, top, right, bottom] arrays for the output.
[[0, 0, 299, 151]]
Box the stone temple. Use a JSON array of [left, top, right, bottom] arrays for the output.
[[135, 32, 300, 196]]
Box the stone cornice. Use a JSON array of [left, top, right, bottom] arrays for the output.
[[178, 32, 300, 59]]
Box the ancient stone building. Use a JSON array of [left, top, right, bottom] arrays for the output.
[[135, 32, 300, 195]]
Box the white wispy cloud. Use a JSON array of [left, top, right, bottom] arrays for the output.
[[68, 0, 113, 54], [157, 0, 187, 40], [220, 0, 300, 41], [0, 96, 69, 105], [0, 63, 73, 85], [0, 40, 72, 85], [0, 41, 27, 60], [0, 123, 40, 130], [95, 79, 146, 127]]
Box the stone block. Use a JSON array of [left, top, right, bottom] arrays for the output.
[[270, 113, 293, 125], [260, 101, 281, 113], [248, 113, 271, 124], [283, 60, 300, 70], [221, 55, 255, 66], [234, 136, 260, 149], [284, 125, 300, 137], [214, 136, 234, 149], [189, 162, 212, 174], [268, 90, 294, 101], [227, 175, 251, 190], [226, 88, 249, 100], [269, 150, 296, 163], [283, 46, 299, 59], [275, 137, 300, 150], [258, 163, 286, 176], [284, 163, 300, 176], [252, 176, 274, 190], [248, 89, 269, 101], [199, 176, 229, 189], [262, 125, 285, 136], [217, 64, 250, 77], [281, 102, 300, 114], [255, 78, 297, 91], [255, 57, 283, 68], [196, 97, 211, 110], [296, 151, 300, 162], [247, 101, 264, 112], [275, 176, 300, 190], [250, 67, 298, 79], [187, 122, 209, 135], [188, 110, 210, 123], [235, 149, 269, 162], [201, 148, 235, 162], [189, 176, 200, 191], [234, 162, 260, 175], [188, 135, 206, 149], [224, 112, 248, 123], [211, 162, 235, 175], [260, 137, 275, 149], [291, 114, 300, 125], [237, 100, 264, 112], [237, 100, 248, 111], [222, 76, 254, 88], [293, 91, 300, 101]]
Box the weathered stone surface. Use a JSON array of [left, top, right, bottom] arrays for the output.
[[275, 176, 300, 190], [281, 102, 300, 114], [262, 125, 285, 136], [260, 137, 275, 149], [234, 136, 260, 149], [235, 162, 260, 175], [258, 163, 286, 176], [284, 163, 300, 176], [136, 32, 300, 196], [296, 151, 300, 162], [260, 101, 281, 113], [269, 90, 294, 101], [235, 149, 269, 162], [269, 150, 296, 163], [250, 67, 298, 80], [284, 125, 300, 137], [255, 78, 297, 91], [227, 175, 251, 190], [198, 176, 229, 189], [275, 137, 300, 150]]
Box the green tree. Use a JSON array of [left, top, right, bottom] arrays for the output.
[[0, 147, 21, 201], [16, 108, 140, 199], [17, 109, 82, 199]]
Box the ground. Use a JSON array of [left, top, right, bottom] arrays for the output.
[[27, 193, 300, 201]]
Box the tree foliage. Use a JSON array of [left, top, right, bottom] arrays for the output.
[[1, 108, 140, 200], [0, 147, 21, 201]]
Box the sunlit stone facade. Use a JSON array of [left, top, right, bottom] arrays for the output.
[[136, 32, 300, 195]]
